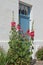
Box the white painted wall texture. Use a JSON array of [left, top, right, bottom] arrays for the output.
[[0, 0, 19, 51], [0, 0, 43, 58], [31, 0, 43, 58]]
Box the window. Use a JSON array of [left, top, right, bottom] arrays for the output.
[[19, 4, 28, 15]]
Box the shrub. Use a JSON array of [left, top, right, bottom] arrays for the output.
[[36, 47, 43, 60], [0, 46, 6, 65], [6, 22, 34, 65]]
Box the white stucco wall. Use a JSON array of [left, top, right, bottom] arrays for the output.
[[0, 0, 43, 58], [0, 0, 19, 51], [0, 0, 19, 40], [31, 0, 43, 58]]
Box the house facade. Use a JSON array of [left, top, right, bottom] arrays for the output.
[[0, 0, 43, 59]]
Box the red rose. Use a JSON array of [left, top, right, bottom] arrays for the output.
[[26, 29, 30, 35], [11, 22, 16, 27], [30, 31, 34, 37], [17, 24, 21, 30]]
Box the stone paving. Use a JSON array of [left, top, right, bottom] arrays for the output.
[[34, 61, 43, 65]]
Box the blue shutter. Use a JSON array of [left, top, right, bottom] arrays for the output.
[[19, 14, 30, 33]]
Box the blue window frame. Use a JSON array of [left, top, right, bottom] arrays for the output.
[[19, 2, 31, 33]]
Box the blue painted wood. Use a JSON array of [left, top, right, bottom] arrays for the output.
[[19, 15, 30, 33], [28, 7, 31, 15], [20, 14, 30, 19]]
